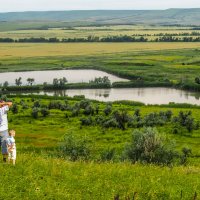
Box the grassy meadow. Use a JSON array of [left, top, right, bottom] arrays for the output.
[[6, 96, 200, 155], [1, 42, 200, 58], [1, 42, 200, 91], [0, 153, 200, 199], [0, 95, 200, 199]]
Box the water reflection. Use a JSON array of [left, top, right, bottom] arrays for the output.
[[12, 87, 200, 105], [0, 69, 128, 85]]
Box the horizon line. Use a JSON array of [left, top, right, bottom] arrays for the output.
[[0, 7, 199, 14]]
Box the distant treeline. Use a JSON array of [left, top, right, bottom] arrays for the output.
[[153, 32, 200, 36], [131, 32, 200, 37], [1, 36, 200, 43]]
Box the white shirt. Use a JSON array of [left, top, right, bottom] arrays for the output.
[[7, 136, 16, 150], [0, 106, 9, 132]]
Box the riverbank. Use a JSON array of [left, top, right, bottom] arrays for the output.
[[1, 79, 200, 94], [1, 45, 200, 94]]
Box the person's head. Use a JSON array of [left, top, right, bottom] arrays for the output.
[[9, 130, 15, 137], [0, 100, 5, 107]]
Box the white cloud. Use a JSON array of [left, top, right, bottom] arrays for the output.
[[0, 0, 199, 12]]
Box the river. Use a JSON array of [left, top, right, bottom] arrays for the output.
[[13, 87, 200, 105]]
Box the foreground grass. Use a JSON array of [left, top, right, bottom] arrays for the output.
[[0, 153, 199, 199]]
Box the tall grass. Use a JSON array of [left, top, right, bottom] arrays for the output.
[[0, 153, 199, 199]]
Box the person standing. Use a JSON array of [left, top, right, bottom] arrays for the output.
[[7, 130, 16, 165], [0, 101, 12, 163]]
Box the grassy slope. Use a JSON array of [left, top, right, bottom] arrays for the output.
[[0, 95, 200, 199], [0, 153, 199, 199]]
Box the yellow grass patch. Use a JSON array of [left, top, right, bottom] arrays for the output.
[[1, 43, 200, 58]]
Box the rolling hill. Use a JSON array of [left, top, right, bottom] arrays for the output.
[[0, 9, 200, 26]]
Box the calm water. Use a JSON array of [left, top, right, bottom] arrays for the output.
[[15, 88, 200, 105], [0, 69, 128, 85]]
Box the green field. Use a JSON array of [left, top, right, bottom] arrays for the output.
[[0, 95, 200, 199], [1, 42, 200, 58], [0, 153, 199, 199], [1, 42, 200, 91]]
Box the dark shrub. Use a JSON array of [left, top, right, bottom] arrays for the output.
[[79, 100, 91, 109], [103, 118, 118, 128], [71, 104, 80, 117], [21, 102, 29, 109], [95, 105, 99, 114], [32, 107, 39, 119], [83, 105, 95, 116], [80, 117, 93, 126], [40, 107, 50, 117], [100, 148, 115, 161], [165, 110, 173, 120], [95, 115, 105, 125], [48, 101, 62, 109], [11, 103, 18, 114], [104, 104, 112, 116], [195, 77, 200, 84], [59, 134, 90, 161], [123, 127, 178, 165], [134, 108, 141, 118], [33, 100, 40, 108], [173, 111, 198, 132], [113, 109, 130, 130], [180, 147, 192, 165]]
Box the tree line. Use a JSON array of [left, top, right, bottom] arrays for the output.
[[0, 76, 112, 92], [1, 36, 200, 43]]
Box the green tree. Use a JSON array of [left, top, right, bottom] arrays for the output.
[[3, 81, 9, 88], [15, 77, 22, 86], [195, 77, 200, 84], [27, 78, 35, 86]]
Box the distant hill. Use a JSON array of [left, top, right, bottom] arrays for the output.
[[0, 9, 200, 26]]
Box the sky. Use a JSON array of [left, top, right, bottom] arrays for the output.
[[0, 0, 199, 12]]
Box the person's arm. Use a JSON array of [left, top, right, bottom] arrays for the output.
[[0, 102, 12, 107], [7, 139, 14, 151], [0, 102, 12, 109], [6, 102, 12, 107]]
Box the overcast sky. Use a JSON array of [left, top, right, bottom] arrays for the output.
[[0, 0, 199, 12]]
